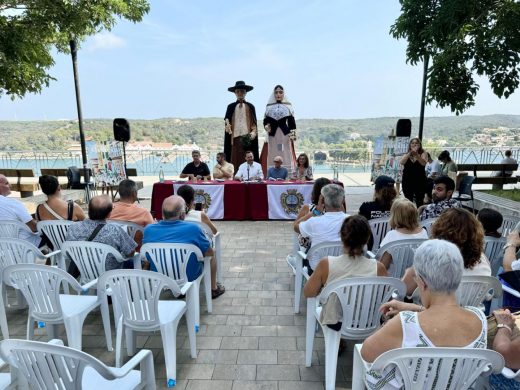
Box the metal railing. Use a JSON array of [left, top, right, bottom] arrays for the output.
[[0, 146, 518, 177]]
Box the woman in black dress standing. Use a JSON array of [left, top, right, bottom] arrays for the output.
[[400, 138, 428, 207]]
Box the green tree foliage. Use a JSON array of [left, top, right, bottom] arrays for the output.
[[0, 0, 150, 99], [391, 0, 520, 114]]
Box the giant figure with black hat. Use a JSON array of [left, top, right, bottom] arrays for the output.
[[224, 81, 259, 172]]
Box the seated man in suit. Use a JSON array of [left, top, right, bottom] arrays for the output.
[[143, 195, 225, 299], [267, 156, 288, 180]]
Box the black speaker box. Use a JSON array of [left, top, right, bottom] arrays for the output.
[[113, 118, 130, 142], [396, 119, 412, 137]]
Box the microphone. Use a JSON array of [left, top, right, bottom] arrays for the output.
[[247, 166, 250, 181]]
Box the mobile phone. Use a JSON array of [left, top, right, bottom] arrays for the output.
[[195, 202, 202, 211]]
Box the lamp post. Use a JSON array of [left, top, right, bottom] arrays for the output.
[[418, 54, 429, 141], [69, 38, 91, 198]]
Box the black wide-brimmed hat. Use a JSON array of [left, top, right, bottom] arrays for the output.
[[228, 80, 253, 92]]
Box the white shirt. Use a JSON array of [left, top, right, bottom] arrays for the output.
[[0, 195, 40, 247], [426, 160, 441, 177], [235, 161, 264, 181], [380, 229, 429, 248], [299, 211, 348, 270]]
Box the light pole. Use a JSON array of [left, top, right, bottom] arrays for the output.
[[418, 54, 429, 141]]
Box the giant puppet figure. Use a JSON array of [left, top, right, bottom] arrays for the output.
[[224, 81, 259, 171]]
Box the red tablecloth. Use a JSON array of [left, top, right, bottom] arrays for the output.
[[151, 180, 306, 220]]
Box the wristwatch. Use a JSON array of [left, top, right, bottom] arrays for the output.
[[497, 323, 513, 333]]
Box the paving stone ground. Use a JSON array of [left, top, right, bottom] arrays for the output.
[[3, 183, 374, 389]]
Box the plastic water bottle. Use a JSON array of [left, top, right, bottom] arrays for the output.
[[37, 321, 46, 328], [159, 166, 165, 183]]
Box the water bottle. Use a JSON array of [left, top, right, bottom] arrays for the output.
[[37, 321, 46, 328], [159, 166, 165, 183]]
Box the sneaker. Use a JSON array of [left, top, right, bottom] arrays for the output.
[[212, 285, 225, 299]]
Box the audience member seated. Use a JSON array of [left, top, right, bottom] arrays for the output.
[[359, 175, 397, 220], [403, 208, 491, 295], [142, 195, 224, 299], [180, 150, 211, 180], [294, 184, 348, 272], [267, 156, 288, 180], [294, 178, 331, 253], [424, 152, 441, 203], [495, 149, 517, 177], [66, 195, 137, 276], [503, 231, 520, 272], [212, 152, 234, 180], [176, 184, 218, 233], [419, 175, 460, 221], [477, 208, 503, 238], [234, 150, 264, 181], [0, 173, 41, 247], [361, 239, 487, 389], [438, 149, 458, 176], [36, 175, 85, 222], [304, 215, 386, 331], [291, 153, 313, 181], [378, 198, 428, 273]]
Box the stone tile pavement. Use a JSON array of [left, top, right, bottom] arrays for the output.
[[1, 219, 359, 389]]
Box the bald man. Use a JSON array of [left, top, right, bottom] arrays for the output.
[[143, 195, 225, 299], [0, 174, 40, 246], [66, 195, 137, 276]]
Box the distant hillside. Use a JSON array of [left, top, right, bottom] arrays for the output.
[[1, 114, 519, 151]]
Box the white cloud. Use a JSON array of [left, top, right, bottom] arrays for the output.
[[87, 32, 126, 51]]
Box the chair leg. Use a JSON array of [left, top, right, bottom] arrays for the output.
[[203, 258, 212, 313], [215, 236, 222, 283], [294, 268, 302, 314], [322, 326, 342, 390], [116, 316, 124, 368], [26, 316, 35, 340], [47, 323, 58, 340], [100, 298, 113, 351], [185, 304, 197, 358], [0, 291, 9, 339], [160, 320, 181, 388], [352, 344, 366, 390], [305, 299, 317, 367], [63, 315, 85, 350], [126, 328, 136, 356], [187, 283, 200, 332]]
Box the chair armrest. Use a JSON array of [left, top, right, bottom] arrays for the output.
[[180, 281, 194, 296], [502, 284, 520, 298], [366, 251, 376, 259], [297, 250, 307, 260], [131, 253, 142, 270], [109, 349, 154, 378], [81, 279, 98, 293], [48, 339, 65, 346]]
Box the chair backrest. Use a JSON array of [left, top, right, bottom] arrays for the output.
[[3, 264, 80, 322], [107, 219, 144, 241], [500, 216, 520, 237], [419, 218, 437, 237], [484, 237, 507, 276], [140, 243, 202, 286], [458, 175, 475, 196], [37, 220, 74, 251], [369, 347, 504, 390], [319, 277, 406, 339], [61, 241, 123, 285], [456, 275, 502, 307], [376, 239, 428, 279], [0, 339, 128, 388], [0, 238, 43, 269], [0, 220, 34, 239], [99, 270, 183, 331], [306, 241, 344, 265], [369, 217, 390, 251]]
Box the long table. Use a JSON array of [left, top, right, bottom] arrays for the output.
[[151, 180, 314, 220]]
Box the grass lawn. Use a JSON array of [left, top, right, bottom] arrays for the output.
[[480, 188, 520, 202]]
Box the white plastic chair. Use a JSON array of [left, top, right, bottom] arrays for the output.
[[500, 215, 520, 237], [2, 263, 111, 351], [37, 219, 74, 271], [290, 241, 343, 314], [99, 270, 195, 388], [0, 338, 156, 389], [456, 275, 503, 307], [419, 217, 437, 237], [192, 221, 222, 283], [484, 237, 507, 276], [140, 243, 212, 332], [374, 238, 427, 278], [369, 217, 390, 252], [306, 277, 406, 390], [352, 344, 504, 390], [0, 220, 40, 240], [108, 220, 144, 242]]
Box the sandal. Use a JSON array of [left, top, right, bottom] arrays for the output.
[[212, 285, 225, 299]]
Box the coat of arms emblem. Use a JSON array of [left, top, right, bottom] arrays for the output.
[[194, 189, 212, 209], [280, 189, 304, 215]]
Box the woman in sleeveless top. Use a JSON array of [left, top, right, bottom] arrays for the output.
[[36, 175, 85, 221], [400, 138, 428, 207], [361, 240, 487, 390], [304, 215, 387, 330]]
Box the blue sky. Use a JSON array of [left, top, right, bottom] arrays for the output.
[[1, 0, 519, 120]]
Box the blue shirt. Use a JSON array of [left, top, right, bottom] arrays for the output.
[[267, 166, 288, 180], [142, 220, 210, 281]]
